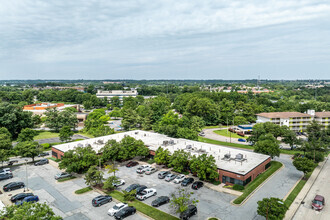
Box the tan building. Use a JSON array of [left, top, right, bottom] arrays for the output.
[[96, 89, 138, 100], [314, 112, 330, 129]]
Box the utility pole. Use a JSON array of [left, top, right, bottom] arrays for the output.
[[25, 159, 28, 192]]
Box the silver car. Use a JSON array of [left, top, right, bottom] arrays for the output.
[[165, 174, 177, 182], [54, 172, 72, 180]]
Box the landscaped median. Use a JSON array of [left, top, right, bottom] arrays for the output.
[[75, 186, 93, 194], [108, 190, 179, 220], [233, 161, 283, 205], [57, 176, 76, 182]]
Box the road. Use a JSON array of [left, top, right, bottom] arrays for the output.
[[36, 134, 89, 144], [293, 157, 330, 220], [203, 128, 249, 145]]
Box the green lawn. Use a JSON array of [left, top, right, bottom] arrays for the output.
[[233, 161, 283, 204], [284, 179, 307, 207], [203, 125, 228, 129], [213, 129, 247, 139], [108, 191, 179, 220], [198, 137, 253, 150], [34, 131, 59, 140]]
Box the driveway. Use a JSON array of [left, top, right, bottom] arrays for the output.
[[203, 128, 248, 145], [36, 134, 89, 144], [0, 164, 146, 220], [293, 157, 330, 220]]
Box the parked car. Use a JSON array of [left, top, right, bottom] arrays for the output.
[[136, 165, 151, 174], [125, 184, 140, 192], [181, 178, 194, 186], [174, 174, 186, 184], [38, 152, 50, 157], [132, 185, 146, 194], [151, 196, 170, 207], [3, 182, 25, 192], [136, 188, 157, 201], [158, 171, 171, 179], [11, 193, 34, 203], [113, 179, 125, 187], [54, 172, 72, 180], [238, 138, 246, 142], [34, 159, 49, 166], [180, 205, 197, 220], [192, 181, 204, 190], [199, 131, 205, 137], [126, 161, 139, 168], [0, 168, 11, 175], [145, 167, 158, 175], [92, 195, 112, 207], [15, 195, 39, 206], [165, 174, 177, 182], [8, 160, 18, 166], [312, 195, 325, 211], [108, 203, 128, 216], [0, 173, 13, 181], [114, 206, 136, 220]]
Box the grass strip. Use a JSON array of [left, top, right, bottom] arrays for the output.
[[75, 186, 92, 194], [34, 131, 59, 140], [233, 161, 283, 204], [108, 191, 179, 220], [284, 179, 307, 207], [213, 129, 247, 139], [57, 176, 76, 182], [198, 137, 253, 150]]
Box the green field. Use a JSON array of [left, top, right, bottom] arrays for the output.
[[213, 129, 247, 139], [34, 131, 59, 140]]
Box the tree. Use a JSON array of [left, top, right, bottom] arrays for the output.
[[14, 141, 41, 162], [293, 157, 315, 178], [176, 127, 198, 140], [17, 128, 37, 142], [170, 187, 199, 214], [110, 97, 121, 108], [189, 154, 219, 181], [45, 108, 78, 131], [0, 202, 61, 220], [31, 114, 42, 128], [121, 108, 140, 130], [168, 150, 191, 173], [154, 147, 171, 165], [257, 197, 288, 220], [122, 189, 137, 202], [84, 165, 104, 187], [109, 108, 122, 119], [0, 128, 12, 167], [59, 126, 74, 142], [233, 116, 248, 125], [254, 134, 280, 159], [282, 127, 299, 150], [101, 140, 122, 162], [59, 146, 98, 173], [103, 176, 119, 191]]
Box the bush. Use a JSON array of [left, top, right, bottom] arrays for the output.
[[233, 184, 245, 191], [75, 187, 92, 194], [147, 159, 155, 164], [57, 176, 76, 182], [40, 143, 51, 150], [209, 180, 221, 185]]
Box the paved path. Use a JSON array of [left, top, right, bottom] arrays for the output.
[[289, 156, 330, 220], [36, 134, 89, 144], [203, 128, 249, 145]]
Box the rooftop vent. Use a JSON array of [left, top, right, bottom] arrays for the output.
[[186, 145, 192, 150], [97, 139, 104, 144], [77, 143, 83, 147], [169, 140, 175, 145], [163, 140, 169, 146], [135, 131, 139, 135]]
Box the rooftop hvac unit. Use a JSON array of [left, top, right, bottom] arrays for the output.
[[186, 145, 192, 150], [236, 153, 243, 160], [77, 143, 83, 147], [169, 140, 175, 145], [224, 153, 231, 160], [97, 140, 104, 144], [135, 131, 139, 135], [163, 140, 169, 145]]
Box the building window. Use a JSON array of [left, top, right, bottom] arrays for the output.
[[265, 162, 271, 170], [52, 151, 58, 158], [243, 176, 252, 186]]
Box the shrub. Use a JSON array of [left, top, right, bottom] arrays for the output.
[[233, 184, 245, 191], [147, 159, 155, 164], [40, 143, 51, 150], [75, 187, 92, 194]]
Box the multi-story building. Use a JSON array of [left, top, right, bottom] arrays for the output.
[[314, 112, 330, 129], [96, 89, 138, 100]]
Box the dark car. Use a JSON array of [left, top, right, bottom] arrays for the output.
[[126, 161, 139, 168], [0, 173, 13, 181], [158, 171, 171, 179], [125, 184, 140, 192], [151, 196, 170, 207], [114, 206, 136, 220], [11, 193, 34, 203], [34, 159, 49, 166], [136, 185, 147, 194], [3, 182, 25, 192], [8, 160, 18, 166], [15, 195, 39, 206], [92, 195, 112, 207], [38, 152, 50, 157], [191, 181, 203, 190], [181, 178, 194, 186], [180, 205, 197, 220], [312, 195, 325, 211]]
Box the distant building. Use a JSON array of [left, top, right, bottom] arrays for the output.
[[314, 112, 330, 129], [96, 89, 138, 100]]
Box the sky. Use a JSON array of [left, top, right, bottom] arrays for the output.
[[0, 0, 330, 80]]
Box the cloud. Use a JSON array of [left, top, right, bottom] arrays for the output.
[[0, 0, 329, 79]]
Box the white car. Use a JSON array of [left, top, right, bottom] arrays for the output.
[[107, 203, 128, 216], [0, 168, 11, 175], [113, 179, 125, 187], [136, 188, 157, 201], [136, 165, 151, 174], [173, 174, 186, 184]]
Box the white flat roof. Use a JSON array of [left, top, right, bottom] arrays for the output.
[[53, 130, 270, 176]]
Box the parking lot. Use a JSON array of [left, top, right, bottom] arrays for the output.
[[0, 163, 147, 220]]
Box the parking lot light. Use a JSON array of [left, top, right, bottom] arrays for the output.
[[24, 159, 29, 192]]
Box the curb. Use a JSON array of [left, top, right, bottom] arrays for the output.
[[230, 161, 284, 206]]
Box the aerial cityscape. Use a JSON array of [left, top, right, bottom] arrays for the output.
[[0, 1, 329, 220]]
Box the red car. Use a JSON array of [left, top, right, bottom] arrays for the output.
[[312, 195, 325, 211], [126, 161, 139, 168]]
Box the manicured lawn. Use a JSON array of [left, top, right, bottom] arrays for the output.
[[108, 191, 179, 220], [198, 137, 253, 150], [75, 186, 93, 194], [213, 129, 246, 139], [203, 125, 227, 129], [284, 179, 307, 207], [233, 161, 283, 204], [76, 132, 95, 138], [34, 131, 59, 140], [57, 176, 77, 182]]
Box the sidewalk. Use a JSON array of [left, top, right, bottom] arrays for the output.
[[284, 156, 328, 220], [204, 182, 243, 196]]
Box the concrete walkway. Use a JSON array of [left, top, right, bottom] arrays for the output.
[[285, 156, 329, 220], [203, 128, 249, 145]]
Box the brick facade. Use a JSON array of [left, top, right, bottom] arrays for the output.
[[52, 147, 64, 159]]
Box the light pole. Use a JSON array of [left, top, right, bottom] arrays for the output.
[[25, 159, 29, 192]]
